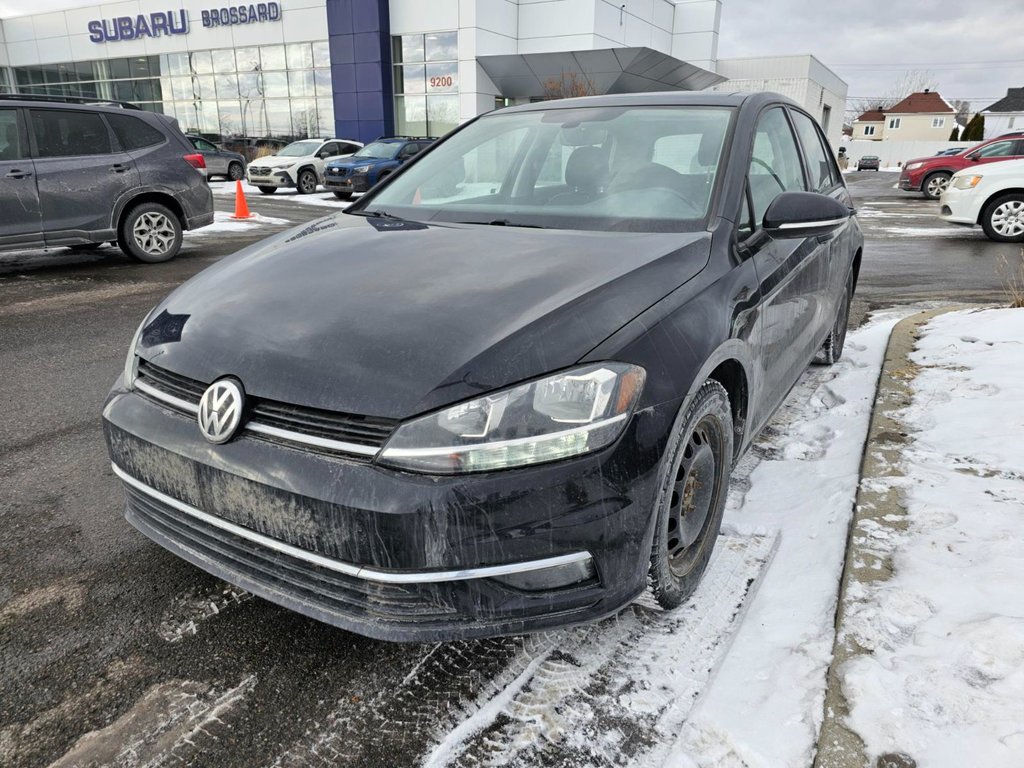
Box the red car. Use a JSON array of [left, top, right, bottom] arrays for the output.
[[900, 132, 1024, 198]]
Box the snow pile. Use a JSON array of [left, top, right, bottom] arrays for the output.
[[209, 180, 356, 208], [841, 308, 1024, 766], [186, 211, 291, 236]]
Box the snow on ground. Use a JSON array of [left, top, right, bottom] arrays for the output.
[[209, 180, 356, 209], [881, 226, 982, 238], [666, 310, 912, 768], [186, 210, 291, 236], [840, 308, 1024, 767]]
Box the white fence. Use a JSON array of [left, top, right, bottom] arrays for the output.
[[839, 139, 974, 168]]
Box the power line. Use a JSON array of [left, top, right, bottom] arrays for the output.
[[832, 58, 1024, 70]]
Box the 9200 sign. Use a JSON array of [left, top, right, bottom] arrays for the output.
[[429, 75, 454, 89]]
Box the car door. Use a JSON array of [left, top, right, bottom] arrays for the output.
[[743, 107, 830, 427], [789, 108, 855, 332], [191, 137, 227, 175], [29, 108, 139, 243], [0, 107, 42, 248]]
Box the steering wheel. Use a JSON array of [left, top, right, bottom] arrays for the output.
[[750, 157, 785, 191]]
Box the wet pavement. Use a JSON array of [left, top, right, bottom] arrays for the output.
[[1, 172, 1018, 767]]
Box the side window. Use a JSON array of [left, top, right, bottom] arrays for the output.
[[0, 109, 24, 161], [31, 110, 112, 158], [106, 113, 165, 151], [191, 138, 217, 151], [1015, 140, 1024, 156], [321, 142, 341, 157], [400, 143, 421, 158], [340, 142, 361, 155], [974, 140, 1016, 159], [748, 108, 807, 226], [791, 111, 836, 193]]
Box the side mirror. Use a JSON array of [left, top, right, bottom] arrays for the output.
[[762, 191, 852, 239], [967, 154, 980, 162]]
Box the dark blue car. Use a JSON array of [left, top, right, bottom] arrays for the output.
[[324, 137, 434, 199]]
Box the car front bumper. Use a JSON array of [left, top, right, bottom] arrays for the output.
[[939, 185, 983, 226], [898, 171, 921, 191], [247, 171, 295, 188], [324, 173, 370, 193], [102, 387, 670, 641]]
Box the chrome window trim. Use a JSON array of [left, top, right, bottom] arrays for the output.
[[112, 463, 592, 584], [135, 379, 200, 415], [776, 217, 848, 230]]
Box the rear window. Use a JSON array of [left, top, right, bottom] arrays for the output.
[[31, 109, 111, 158], [0, 109, 24, 160], [107, 113, 166, 151]]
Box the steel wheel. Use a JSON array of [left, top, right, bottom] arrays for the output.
[[132, 212, 176, 257], [924, 173, 950, 199], [649, 380, 733, 609], [982, 194, 1024, 243]]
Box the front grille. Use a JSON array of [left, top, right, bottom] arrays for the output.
[[249, 166, 269, 175], [329, 167, 349, 177], [124, 484, 460, 623], [135, 359, 398, 457]]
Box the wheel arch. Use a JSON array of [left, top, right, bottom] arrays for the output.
[[114, 192, 186, 235], [977, 187, 1024, 224]]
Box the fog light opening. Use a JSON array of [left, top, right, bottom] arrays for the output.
[[492, 556, 596, 591]]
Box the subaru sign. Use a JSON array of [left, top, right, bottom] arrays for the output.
[[87, 3, 281, 43]]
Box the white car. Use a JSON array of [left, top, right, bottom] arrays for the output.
[[247, 138, 363, 195], [940, 158, 1024, 242]]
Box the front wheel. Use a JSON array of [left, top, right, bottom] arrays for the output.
[[257, 185, 277, 195], [118, 203, 183, 263], [980, 193, 1024, 243], [649, 381, 733, 609], [297, 169, 318, 194], [228, 162, 244, 181], [816, 271, 854, 365], [923, 172, 951, 200]]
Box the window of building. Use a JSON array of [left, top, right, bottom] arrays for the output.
[[863, 125, 876, 136], [888, 117, 901, 129], [932, 117, 945, 128], [393, 32, 459, 138]]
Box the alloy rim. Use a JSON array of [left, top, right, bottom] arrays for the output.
[[229, 164, 243, 180], [991, 200, 1024, 237], [926, 175, 949, 197], [667, 417, 720, 574], [300, 173, 315, 193], [132, 212, 176, 255]]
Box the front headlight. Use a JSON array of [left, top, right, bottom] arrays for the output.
[[377, 363, 646, 474], [952, 175, 982, 190], [122, 315, 149, 389], [905, 162, 924, 171], [353, 165, 372, 173]]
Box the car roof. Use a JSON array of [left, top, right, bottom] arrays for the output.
[[493, 91, 798, 115]]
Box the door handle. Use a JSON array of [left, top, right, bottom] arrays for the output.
[[111, 163, 129, 173], [5, 169, 32, 179]]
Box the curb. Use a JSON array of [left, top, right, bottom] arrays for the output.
[[813, 307, 965, 768]]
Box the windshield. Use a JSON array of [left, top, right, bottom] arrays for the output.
[[357, 105, 734, 232], [277, 140, 323, 157], [354, 142, 402, 159]]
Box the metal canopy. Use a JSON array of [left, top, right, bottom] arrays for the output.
[[477, 47, 726, 99]]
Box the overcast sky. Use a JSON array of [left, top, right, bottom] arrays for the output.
[[719, 0, 1024, 110], [2, 0, 1022, 112]]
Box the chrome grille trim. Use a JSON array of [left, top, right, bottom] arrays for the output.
[[113, 463, 593, 584]]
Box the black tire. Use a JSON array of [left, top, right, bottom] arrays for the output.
[[980, 192, 1024, 243], [117, 202, 183, 264], [922, 172, 951, 200], [816, 271, 854, 365], [333, 191, 351, 200], [297, 169, 318, 195], [257, 186, 277, 195], [649, 380, 733, 609], [228, 162, 244, 181]]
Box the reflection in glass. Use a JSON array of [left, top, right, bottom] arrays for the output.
[[235, 47, 260, 71], [165, 53, 189, 76], [216, 73, 239, 99], [260, 45, 286, 71], [427, 94, 459, 136], [399, 64, 425, 94], [313, 69, 332, 97], [265, 99, 292, 135], [312, 41, 330, 68], [395, 95, 427, 136], [212, 49, 236, 73], [289, 70, 314, 98], [261, 72, 288, 98], [425, 62, 457, 93], [286, 43, 313, 71], [401, 35, 424, 63], [425, 32, 458, 61], [191, 51, 214, 75]]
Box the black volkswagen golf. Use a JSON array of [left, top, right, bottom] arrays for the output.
[[104, 92, 861, 642]]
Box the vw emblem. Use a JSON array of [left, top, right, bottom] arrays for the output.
[[197, 378, 244, 444]]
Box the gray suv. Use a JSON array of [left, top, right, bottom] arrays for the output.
[[0, 96, 214, 263]]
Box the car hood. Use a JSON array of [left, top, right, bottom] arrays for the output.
[[253, 155, 305, 169], [140, 215, 711, 418], [328, 157, 387, 168]]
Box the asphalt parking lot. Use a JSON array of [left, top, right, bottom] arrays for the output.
[[0, 172, 1018, 767]]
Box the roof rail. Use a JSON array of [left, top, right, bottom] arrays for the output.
[[372, 135, 436, 141], [0, 93, 141, 110]]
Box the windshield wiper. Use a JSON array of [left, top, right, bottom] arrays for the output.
[[351, 209, 402, 220], [459, 219, 544, 229]]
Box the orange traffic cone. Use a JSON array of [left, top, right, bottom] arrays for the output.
[[231, 180, 253, 219]]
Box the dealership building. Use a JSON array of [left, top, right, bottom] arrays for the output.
[[0, 0, 847, 147]]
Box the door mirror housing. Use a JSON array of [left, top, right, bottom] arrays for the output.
[[762, 191, 852, 239]]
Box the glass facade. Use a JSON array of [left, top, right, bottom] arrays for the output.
[[0, 41, 333, 142], [392, 31, 459, 138]]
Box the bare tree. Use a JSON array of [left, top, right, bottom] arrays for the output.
[[951, 99, 971, 128], [542, 71, 596, 99], [885, 69, 939, 102]]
